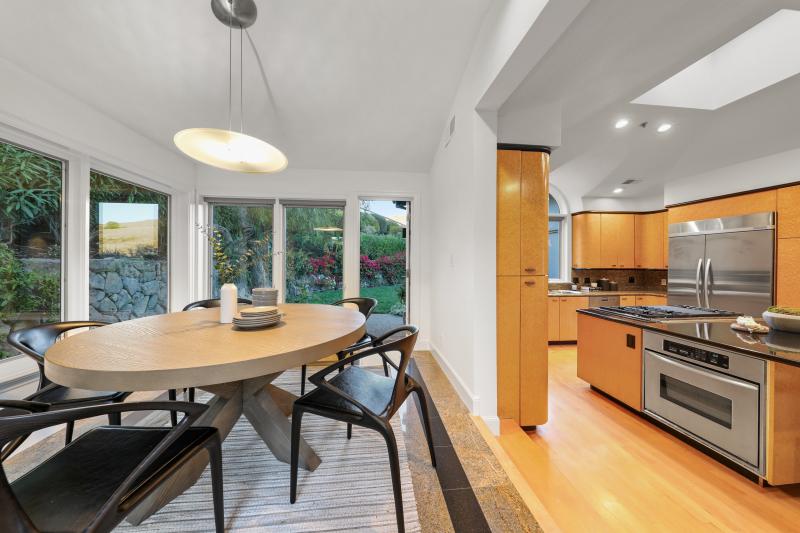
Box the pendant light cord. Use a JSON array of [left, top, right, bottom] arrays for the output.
[[228, 2, 232, 132], [240, 25, 244, 133]]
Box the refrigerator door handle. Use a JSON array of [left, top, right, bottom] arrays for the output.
[[704, 258, 712, 308], [695, 258, 704, 307]]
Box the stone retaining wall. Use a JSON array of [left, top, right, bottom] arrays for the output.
[[89, 257, 167, 322]]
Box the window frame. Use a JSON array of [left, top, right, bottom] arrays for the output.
[[0, 132, 69, 387], [548, 190, 570, 283], [205, 198, 276, 298]]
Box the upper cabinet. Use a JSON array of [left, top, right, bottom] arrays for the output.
[[572, 213, 601, 268], [573, 211, 667, 270], [634, 212, 668, 269], [600, 213, 635, 268], [497, 150, 549, 276]]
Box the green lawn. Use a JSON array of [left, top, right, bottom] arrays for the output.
[[290, 284, 403, 313]]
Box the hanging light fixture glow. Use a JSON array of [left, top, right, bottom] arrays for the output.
[[174, 0, 287, 173]]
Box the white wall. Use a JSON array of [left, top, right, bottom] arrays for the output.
[[665, 147, 800, 206], [427, 0, 580, 433], [195, 166, 431, 346]]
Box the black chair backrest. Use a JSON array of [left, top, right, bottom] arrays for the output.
[[182, 298, 252, 311], [7, 322, 108, 388], [332, 297, 378, 320], [374, 325, 418, 417]]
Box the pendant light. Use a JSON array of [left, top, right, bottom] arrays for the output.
[[174, 0, 287, 173]]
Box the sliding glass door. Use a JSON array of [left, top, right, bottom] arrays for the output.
[[0, 140, 64, 360], [359, 199, 409, 327], [208, 200, 274, 298], [284, 202, 344, 304]]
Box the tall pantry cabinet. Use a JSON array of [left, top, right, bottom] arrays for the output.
[[496, 148, 550, 427]]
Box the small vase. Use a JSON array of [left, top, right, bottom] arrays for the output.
[[220, 283, 237, 324]]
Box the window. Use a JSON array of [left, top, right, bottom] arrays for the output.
[[89, 171, 169, 322], [0, 140, 64, 360], [284, 202, 344, 304], [208, 200, 274, 298], [548, 194, 564, 280], [359, 199, 409, 323]]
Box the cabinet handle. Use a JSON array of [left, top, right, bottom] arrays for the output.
[[524, 280, 536, 286], [612, 264, 617, 267], [524, 268, 536, 272], [560, 298, 566, 302]]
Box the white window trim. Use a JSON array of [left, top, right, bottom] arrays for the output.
[[548, 186, 571, 283]]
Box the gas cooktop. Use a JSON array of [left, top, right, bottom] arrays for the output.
[[595, 305, 740, 322]]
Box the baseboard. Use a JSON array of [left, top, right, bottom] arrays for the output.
[[481, 415, 501, 435], [428, 341, 479, 414]]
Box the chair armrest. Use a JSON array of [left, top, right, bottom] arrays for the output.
[[0, 400, 49, 413], [0, 401, 206, 443], [370, 325, 416, 347]]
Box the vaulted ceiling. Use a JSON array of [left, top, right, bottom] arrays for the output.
[[0, 0, 491, 172], [501, 0, 800, 202]]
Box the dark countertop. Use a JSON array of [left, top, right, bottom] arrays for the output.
[[578, 308, 800, 368], [548, 290, 668, 298]]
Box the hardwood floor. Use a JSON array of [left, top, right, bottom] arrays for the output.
[[496, 344, 800, 532]]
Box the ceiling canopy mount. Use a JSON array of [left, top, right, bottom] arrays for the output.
[[210, 0, 257, 29]]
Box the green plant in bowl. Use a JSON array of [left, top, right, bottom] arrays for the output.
[[763, 307, 800, 333], [767, 306, 800, 316]]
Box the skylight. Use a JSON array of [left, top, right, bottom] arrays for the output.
[[632, 9, 800, 110]]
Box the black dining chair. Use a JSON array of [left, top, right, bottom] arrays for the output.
[[6, 322, 131, 449], [0, 400, 224, 532], [290, 325, 436, 533], [299, 297, 379, 395], [172, 297, 253, 425]]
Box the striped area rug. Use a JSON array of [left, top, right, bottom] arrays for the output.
[[117, 370, 420, 532]]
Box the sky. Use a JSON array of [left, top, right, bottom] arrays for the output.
[[99, 202, 158, 224], [362, 200, 407, 225]]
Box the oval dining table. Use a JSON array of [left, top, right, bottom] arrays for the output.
[[45, 303, 366, 526]]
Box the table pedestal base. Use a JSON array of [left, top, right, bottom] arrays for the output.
[[126, 372, 320, 526]]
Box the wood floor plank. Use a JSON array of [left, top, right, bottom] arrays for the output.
[[496, 345, 800, 532]]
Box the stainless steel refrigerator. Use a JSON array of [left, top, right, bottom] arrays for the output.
[[667, 212, 774, 315]]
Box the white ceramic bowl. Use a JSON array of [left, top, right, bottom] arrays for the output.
[[762, 311, 800, 333]]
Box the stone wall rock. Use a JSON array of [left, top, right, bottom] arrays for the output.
[[88, 258, 167, 322]]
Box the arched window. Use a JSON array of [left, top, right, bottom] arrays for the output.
[[548, 194, 565, 280]]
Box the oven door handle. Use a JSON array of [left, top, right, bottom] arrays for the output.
[[646, 350, 759, 392], [695, 258, 704, 308]]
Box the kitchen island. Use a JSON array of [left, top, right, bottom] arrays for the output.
[[576, 308, 800, 486]]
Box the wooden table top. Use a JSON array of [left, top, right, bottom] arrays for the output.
[[45, 304, 366, 391]]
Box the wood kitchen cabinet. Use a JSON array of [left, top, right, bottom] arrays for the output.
[[548, 296, 590, 341], [635, 295, 667, 306], [777, 238, 800, 307], [496, 148, 549, 427], [601, 213, 635, 268], [635, 212, 667, 269], [572, 213, 601, 268], [577, 314, 642, 410], [620, 295, 636, 306]]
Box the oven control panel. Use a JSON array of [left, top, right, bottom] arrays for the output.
[[663, 340, 730, 369]]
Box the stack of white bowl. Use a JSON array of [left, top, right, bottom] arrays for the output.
[[252, 288, 279, 307], [233, 306, 283, 329]]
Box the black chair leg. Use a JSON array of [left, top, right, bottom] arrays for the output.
[[168, 389, 178, 427], [188, 387, 195, 402], [207, 436, 225, 533], [382, 358, 390, 377], [300, 365, 307, 396], [290, 406, 304, 503], [413, 388, 437, 468], [1, 434, 29, 461], [108, 411, 121, 425], [65, 421, 74, 445], [347, 423, 352, 439], [381, 424, 405, 533]]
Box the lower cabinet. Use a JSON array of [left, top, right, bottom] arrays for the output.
[[498, 276, 548, 426], [576, 314, 643, 410], [548, 297, 590, 341], [620, 295, 636, 306], [635, 294, 667, 306]]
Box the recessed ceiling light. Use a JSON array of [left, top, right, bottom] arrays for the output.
[[614, 118, 630, 129], [632, 9, 800, 110], [656, 123, 672, 133], [613, 187, 624, 194]]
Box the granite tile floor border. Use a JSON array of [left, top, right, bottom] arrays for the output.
[[404, 352, 542, 533]]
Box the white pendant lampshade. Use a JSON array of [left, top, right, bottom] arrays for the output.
[[175, 0, 287, 173], [174, 128, 288, 173]]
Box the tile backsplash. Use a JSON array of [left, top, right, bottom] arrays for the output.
[[560, 269, 667, 291]]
